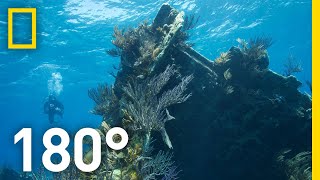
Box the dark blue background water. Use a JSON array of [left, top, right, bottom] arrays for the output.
[[0, 0, 311, 172]]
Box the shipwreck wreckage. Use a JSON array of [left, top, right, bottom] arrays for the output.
[[86, 4, 311, 180]]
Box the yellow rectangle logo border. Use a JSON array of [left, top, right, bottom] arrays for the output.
[[313, 0, 318, 178], [8, 8, 36, 49]]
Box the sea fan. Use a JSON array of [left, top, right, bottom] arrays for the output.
[[88, 84, 119, 119], [140, 151, 179, 180], [122, 65, 193, 148]]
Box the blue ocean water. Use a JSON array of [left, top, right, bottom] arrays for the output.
[[0, 0, 311, 172]]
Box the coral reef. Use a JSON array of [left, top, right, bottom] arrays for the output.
[[107, 22, 161, 71], [236, 36, 273, 71], [98, 4, 311, 180], [26, 4, 311, 180], [81, 65, 190, 179], [80, 5, 194, 179], [122, 65, 193, 148]]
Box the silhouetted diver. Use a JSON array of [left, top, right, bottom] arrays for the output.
[[44, 95, 64, 124]]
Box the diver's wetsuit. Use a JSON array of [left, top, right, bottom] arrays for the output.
[[44, 95, 64, 124]]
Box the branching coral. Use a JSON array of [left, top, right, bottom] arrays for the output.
[[122, 65, 193, 148], [134, 140, 179, 179], [110, 26, 140, 53], [139, 151, 178, 180], [106, 48, 122, 57], [237, 36, 273, 60], [88, 84, 119, 120], [214, 52, 231, 65], [283, 53, 302, 76], [236, 36, 273, 71], [277, 150, 311, 180], [107, 22, 160, 70], [161, 166, 180, 180]]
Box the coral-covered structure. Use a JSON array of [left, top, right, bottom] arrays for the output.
[[26, 3, 311, 180], [88, 3, 311, 180]]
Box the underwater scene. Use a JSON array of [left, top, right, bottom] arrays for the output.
[[0, 0, 311, 180]]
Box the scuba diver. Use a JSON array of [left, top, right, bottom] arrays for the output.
[[44, 94, 64, 124]]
